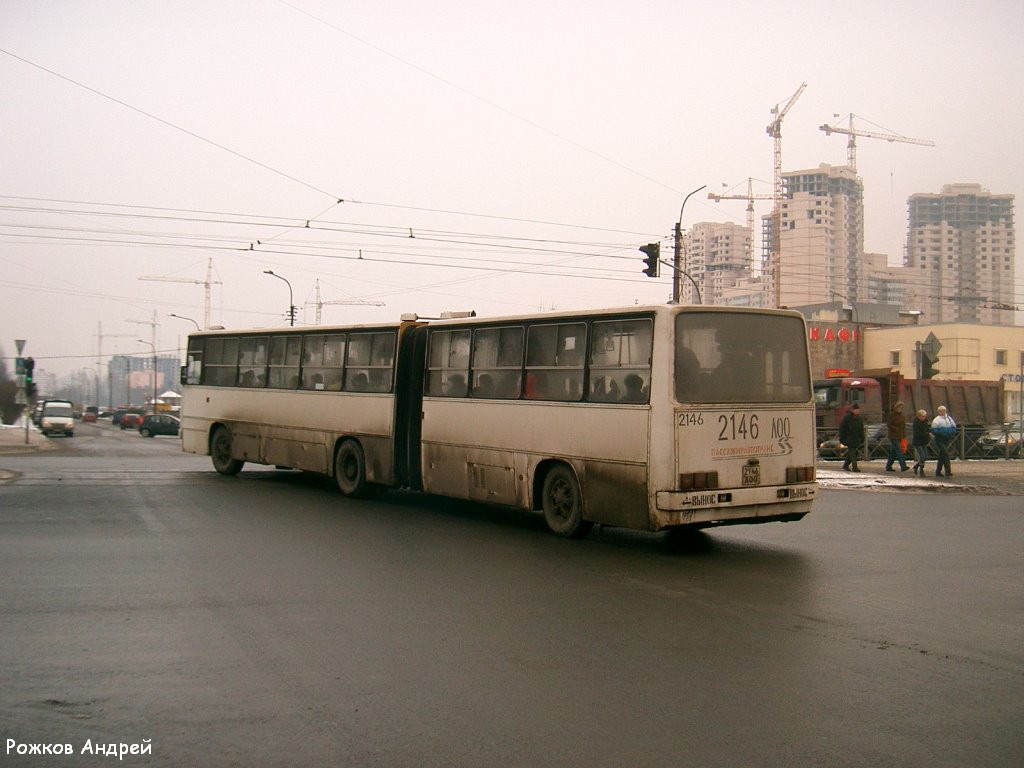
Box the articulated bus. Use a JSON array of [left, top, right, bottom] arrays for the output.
[[179, 305, 817, 536]]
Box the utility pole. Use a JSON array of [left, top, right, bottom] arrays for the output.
[[15, 339, 28, 444], [673, 185, 707, 304], [264, 270, 297, 326], [127, 311, 159, 409]]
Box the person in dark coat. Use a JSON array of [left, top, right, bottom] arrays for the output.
[[911, 408, 931, 476], [838, 403, 865, 472], [885, 401, 910, 472]]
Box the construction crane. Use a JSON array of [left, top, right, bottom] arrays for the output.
[[139, 258, 221, 329], [309, 279, 384, 325], [765, 82, 807, 308], [708, 178, 773, 241], [819, 114, 934, 172]]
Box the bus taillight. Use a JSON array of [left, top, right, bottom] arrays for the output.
[[679, 471, 719, 491], [786, 466, 816, 483]]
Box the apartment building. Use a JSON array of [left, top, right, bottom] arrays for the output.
[[904, 183, 1015, 325], [776, 164, 864, 308], [681, 221, 752, 305]]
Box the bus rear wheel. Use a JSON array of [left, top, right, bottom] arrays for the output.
[[210, 427, 244, 476], [541, 464, 592, 538], [335, 439, 368, 497]]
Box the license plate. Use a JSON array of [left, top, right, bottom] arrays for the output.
[[742, 465, 760, 486]]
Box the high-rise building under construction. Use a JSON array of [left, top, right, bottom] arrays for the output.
[[904, 184, 1015, 325], [774, 164, 864, 308]]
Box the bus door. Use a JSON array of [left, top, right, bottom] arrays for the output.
[[393, 323, 428, 490]]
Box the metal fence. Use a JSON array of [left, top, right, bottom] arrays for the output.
[[817, 424, 1022, 462]]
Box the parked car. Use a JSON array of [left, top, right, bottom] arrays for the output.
[[818, 422, 887, 460], [138, 414, 180, 438], [120, 412, 144, 430], [974, 427, 1021, 458]]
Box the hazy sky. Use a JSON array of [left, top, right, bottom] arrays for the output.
[[2, 0, 1022, 378]]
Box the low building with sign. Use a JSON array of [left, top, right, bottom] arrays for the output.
[[861, 323, 1024, 424]]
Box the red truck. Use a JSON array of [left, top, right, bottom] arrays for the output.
[[815, 370, 1004, 434]]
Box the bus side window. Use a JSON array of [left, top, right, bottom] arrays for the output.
[[186, 337, 204, 385], [525, 322, 586, 401], [426, 330, 471, 397], [471, 326, 524, 399], [268, 335, 301, 389], [345, 332, 396, 393], [238, 336, 269, 388], [588, 318, 653, 404], [205, 336, 239, 386]]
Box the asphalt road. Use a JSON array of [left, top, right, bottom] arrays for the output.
[[1, 421, 1022, 767]]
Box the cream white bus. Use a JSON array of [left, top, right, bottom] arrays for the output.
[[180, 305, 817, 536]]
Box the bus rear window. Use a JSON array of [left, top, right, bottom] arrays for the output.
[[675, 313, 810, 404]]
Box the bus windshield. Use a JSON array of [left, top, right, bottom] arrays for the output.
[[675, 312, 810, 404]]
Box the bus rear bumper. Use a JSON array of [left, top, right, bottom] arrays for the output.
[[654, 483, 817, 529]]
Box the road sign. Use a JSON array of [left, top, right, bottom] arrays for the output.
[[15, 339, 25, 355], [922, 332, 942, 364]]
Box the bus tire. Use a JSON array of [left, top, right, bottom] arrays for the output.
[[541, 464, 592, 538], [210, 426, 244, 476], [334, 439, 368, 498]]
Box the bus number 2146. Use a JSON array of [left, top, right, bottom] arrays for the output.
[[718, 413, 759, 441]]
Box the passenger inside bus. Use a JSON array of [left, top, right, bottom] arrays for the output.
[[622, 374, 645, 403], [446, 373, 467, 397]]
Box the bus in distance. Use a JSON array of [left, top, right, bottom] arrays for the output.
[[179, 304, 817, 537]]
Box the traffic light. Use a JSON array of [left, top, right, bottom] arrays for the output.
[[24, 357, 36, 397], [922, 356, 939, 379], [640, 242, 660, 277]]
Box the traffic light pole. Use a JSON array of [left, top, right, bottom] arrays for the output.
[[914, 341, 922, 409], [673, 185, 706, 303]]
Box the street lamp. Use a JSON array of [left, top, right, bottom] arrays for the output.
[[137, 339, 158, 414], [672, 185, 707, 304], [263, 270, 296, 326], [169, 313, 201, 331]]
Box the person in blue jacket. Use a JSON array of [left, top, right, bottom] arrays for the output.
[[930, 405, 957, 477]]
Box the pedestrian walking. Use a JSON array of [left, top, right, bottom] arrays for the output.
[[930, 405, 957, 477], [838, 403, 865, 472], [885, 401, 910, 472], [911, 409, 931, 476]]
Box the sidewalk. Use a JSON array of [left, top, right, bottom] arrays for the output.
[[817, 457, 1024, 496], [0, 420, 58, 455]]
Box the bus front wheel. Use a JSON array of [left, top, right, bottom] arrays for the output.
[[335, 439, 368, 497], [541, 464, 592, 538], [210, 427, 244, 476]]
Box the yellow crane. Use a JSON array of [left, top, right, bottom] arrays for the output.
[[819, 114, 934, 172], [765, 82, 807, 307]]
